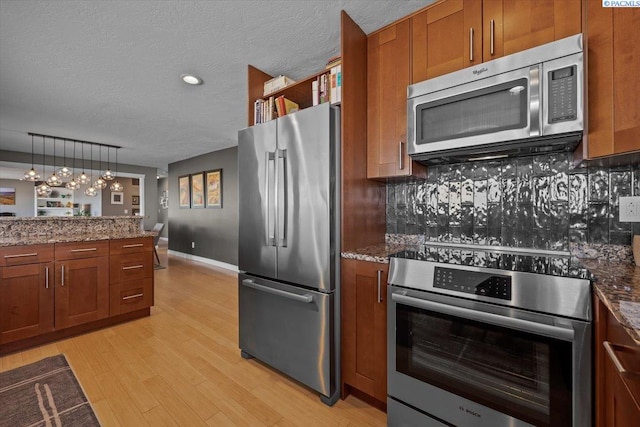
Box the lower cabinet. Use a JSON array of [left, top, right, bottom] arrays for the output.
[[595, 293, 640, 426], [0, 237, 154, 352], [0, 261, 54, 344], [341, 258, 388, 408], [54, 256, 110, 329]]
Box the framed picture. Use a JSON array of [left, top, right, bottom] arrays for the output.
[[0, 187, 16, 205], [179, 175, 190, 208], [206, 169, 223, 208], [132, 195, 140, 205], [191, 172, 205, 208], [111, 191, 124, 205]]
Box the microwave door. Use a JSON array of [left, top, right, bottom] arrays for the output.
[[408, 66, 539, 156]]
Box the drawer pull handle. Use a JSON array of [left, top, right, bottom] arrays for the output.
[[71, 248, 97, 253], [45, 266, 49, 289], [603, 341, 640, 381], [122, 264, 144, 270], [61, 265, 65, 287], [123, 244, 144, 248], [4, 252, 38, 259], [122, 293, 144, 301]]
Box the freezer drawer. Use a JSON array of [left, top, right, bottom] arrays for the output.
[[238, 273, 334, 397]]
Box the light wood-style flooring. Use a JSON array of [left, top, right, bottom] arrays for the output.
[[0, 242, 385, 426]]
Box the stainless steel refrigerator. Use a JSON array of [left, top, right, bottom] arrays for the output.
[[237, 103, 340, 406]]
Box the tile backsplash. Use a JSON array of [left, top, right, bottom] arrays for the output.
[[386, 153, 640, 250]]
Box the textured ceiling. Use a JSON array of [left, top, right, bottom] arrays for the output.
[[0, 0, 432, 170]]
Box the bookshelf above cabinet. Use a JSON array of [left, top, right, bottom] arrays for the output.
[[247, 65, 340, 126]]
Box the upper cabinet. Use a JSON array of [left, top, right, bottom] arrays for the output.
[[584, 0, 640, 159], [411, 0, 581, 82], [411, 0, 482, 82], [483, 0, 581, 62], [368, 20, 426, 179]]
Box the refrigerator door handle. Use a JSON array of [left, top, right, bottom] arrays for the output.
[[266, 151, 276, 246], [241, 279, 314, 303], [277, 148, 288, 247]]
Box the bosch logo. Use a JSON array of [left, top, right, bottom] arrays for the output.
[[458, 405, 481, 418], [472, 67, 488, 76]]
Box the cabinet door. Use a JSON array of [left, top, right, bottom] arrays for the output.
[[55, 257, 109, 329], [586, 0, 640, 158], [411, 0, 482, 82], [0, 262, 54, 343], [604, 343, 640, 426], [368, 20, 425, 179], [342, 259, 388, 403], [483, 0, 581, 61]]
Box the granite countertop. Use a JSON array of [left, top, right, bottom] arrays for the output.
[[0, 231, 155, 247], [341, 243, 640, 345], [581, 259, 640, 345]]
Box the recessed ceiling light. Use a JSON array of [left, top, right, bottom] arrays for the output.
[[181, 74, 203, 85]]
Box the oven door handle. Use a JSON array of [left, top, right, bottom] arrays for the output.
[[391, 292, 574, 341]]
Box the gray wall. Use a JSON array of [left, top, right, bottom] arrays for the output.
[[101, 178, 139, 216], [168, 147, 238, 265], [0, 178, 34, 217], [0, 149, 157, 230]]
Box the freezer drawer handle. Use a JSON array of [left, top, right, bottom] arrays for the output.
[[242, 279, 313, 303], [391, 291, 574, 341]]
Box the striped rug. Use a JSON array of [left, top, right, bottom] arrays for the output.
[[0, 355, 100, 427]]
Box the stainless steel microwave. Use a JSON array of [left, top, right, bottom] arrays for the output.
[[408, 34, 584, 163]]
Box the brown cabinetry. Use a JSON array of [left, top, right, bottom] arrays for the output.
[[341, 258, 388, 408], [54, 240, 110, 329], [367, 20, 426, 179], [411, 0, 581, 82], [109, 237, 154, 316], [584, 0, 640, 159], [595, 293, 640, 426], [0, 244, 54, 344]]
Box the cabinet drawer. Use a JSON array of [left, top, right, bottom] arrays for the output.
[[110, 237, 153, 255], [0, 244, 54, 266], [55, 240, 109, 260], [110, 278, 153, 316], [110, 251, 153, 284]]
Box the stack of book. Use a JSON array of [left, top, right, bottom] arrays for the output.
[[312, 57, 341, 106], [254, 95, 299, 124], [263, 75, 295, 97]]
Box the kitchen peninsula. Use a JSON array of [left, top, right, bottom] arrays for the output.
[[0, 216, 155, 355]]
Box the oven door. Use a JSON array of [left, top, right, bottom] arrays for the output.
[[388, 287, 591, 427]]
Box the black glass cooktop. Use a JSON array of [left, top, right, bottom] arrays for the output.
[[390, 246, 593, 280]]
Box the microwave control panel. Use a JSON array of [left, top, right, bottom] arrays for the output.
[[548, 65, 577, 123], [434, 267, 512, 301]]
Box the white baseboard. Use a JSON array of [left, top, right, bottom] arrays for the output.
[[159, 237, 168, 242], [168, 250, 238, 273]]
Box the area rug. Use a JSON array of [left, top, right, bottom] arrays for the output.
[[0, 354, 100, 427]]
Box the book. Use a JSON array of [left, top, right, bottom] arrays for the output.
[[277, 96, 299, 116], [330, 67, 337, 103], [312, 80, 319, 106], [263, 75, 295, 96], [325, 55, 342, 69], [335, 65, 342, 103]]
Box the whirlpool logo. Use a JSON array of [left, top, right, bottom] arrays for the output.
[[472, 67, 488, 76]]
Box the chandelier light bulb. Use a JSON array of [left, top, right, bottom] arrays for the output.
[[46, 172, 63, 187], [110, 181, 123, 192], [77, 172, 90, 185], [36, 181, 52, 197], [24, 168, 40, 181], [93, 177, 107, 189], [58, 165, 73, 178], [66, 178, 80, 190], [85, 186, 98, 197], [102, 169, 115, 181]]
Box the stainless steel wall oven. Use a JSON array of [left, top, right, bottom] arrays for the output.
[[387, 249, 592, 427]]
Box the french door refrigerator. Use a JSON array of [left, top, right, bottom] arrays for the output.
[[237, 103, 340, 406]]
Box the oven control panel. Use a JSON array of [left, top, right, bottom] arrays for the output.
[[434, 267, 512, 301]]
